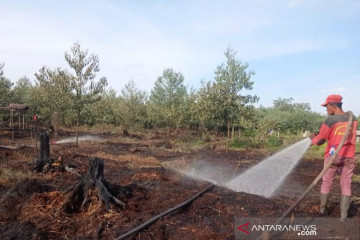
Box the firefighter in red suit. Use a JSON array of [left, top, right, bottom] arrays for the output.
[[310, 95, 358, 221]]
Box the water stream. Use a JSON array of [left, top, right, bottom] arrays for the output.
[[54, 135, 105, 144], [169, 138, 311, 198], [225, 138, 311, 197]]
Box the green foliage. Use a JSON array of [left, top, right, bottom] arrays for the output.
[[0, 45, 330, 149], [195, 47, 258, 131], [0, 63, 4, 76], [273, 97, 310, 112], [181, 87, 200, 130], [64, 42, 107, 144], [0, 63, 13, 106], [148, 68, 187, 129], [230, 138, 251, 149], [33, 67, 74, 123], [267, 136, 283, 147], [65, 41, 107, 113], [215, 47, 258, 122], [305, 144, 326, 159], [256, 98, 324, 135], [235, 138, 263, 148], [12, 76, 32, 104], [118, 80, 148, 130], [194, 81, 217, 129]]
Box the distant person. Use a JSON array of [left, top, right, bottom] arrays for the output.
[[33, 114, 38, 122], [310, 94, 358, 221]]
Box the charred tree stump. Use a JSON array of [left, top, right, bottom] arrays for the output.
[[63, 157, 127, 213], [32, 131, 53, 172]]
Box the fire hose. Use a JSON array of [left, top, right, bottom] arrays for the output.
[[256, 111, 354, 240], [113, 183, 214, 240]]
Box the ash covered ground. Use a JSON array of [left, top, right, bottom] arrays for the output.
[[1, 129, 359, 240]]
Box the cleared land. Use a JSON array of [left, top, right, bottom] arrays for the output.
[[0, 129, 359, 239]]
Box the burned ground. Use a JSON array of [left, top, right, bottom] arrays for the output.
[[0, 129, 359, 240]]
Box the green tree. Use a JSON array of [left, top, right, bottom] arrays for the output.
[[0, 63, 13, 106], [195, 81, 220, 130], [0, 63, 3, 76], [256, 98, 324, 136], [215, 47, 258, 133], [90, 88, 119, 129], [65, 42, 107, 146], [196, 47, 258, 136], [118, 80, 147, 132], [181, 87, 200, 130], [251, 109, 281, 146], [32, 67, 74, 134], [148, 68, 187, 132], [12, 76, 32, 104], [272, 98, 322, 133], [273, 97, 311, 112]]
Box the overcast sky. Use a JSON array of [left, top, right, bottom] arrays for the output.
[[1, 0, 359, 115]]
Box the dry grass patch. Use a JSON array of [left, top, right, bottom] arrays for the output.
[[352, 174, 360, 183], [352, 196, 360, 205], [0, 168, 32, 186], [85, 151, 162, 169], [355, 155, 360, 164]]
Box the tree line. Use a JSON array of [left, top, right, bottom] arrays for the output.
[[0, 42, 326, 144]]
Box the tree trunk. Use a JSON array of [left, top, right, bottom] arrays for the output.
[[22, 111, 25, 130], [63, 158, 128, 213], [231, 124, 235, 140], [75, 111, 80, 147], [18, 110, 20, 129], [32, 131, 53, 172], [227, 122, 230, 153], [9, 109, 13, 129], [53, 111, 59, 138]]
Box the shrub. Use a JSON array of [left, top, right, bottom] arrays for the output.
[[267, 136, 283, 147]]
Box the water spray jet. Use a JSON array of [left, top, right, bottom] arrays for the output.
[[51, 135, 105, 145], [225, 138, 312, 197], [167, 138, 312, 198]]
